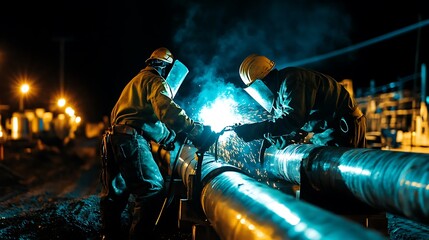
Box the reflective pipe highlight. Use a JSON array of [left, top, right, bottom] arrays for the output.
[[166, 143, 386, 240], [264, 144, 429, 224]]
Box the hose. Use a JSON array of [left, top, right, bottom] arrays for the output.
[[153, 137, 188, 230]]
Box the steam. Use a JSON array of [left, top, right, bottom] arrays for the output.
[[172, 0, 351, 120], [169, 0, 351, 176]]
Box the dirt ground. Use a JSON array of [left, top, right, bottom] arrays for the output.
[[0, 137, 192, 240], [1, 137, 429, 240]]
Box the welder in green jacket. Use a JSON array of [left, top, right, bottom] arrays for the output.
[[100, 47, 216, 239], [234, 54, 366, 149]]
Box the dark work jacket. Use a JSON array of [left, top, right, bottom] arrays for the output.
[[110, 66, 195, 143], [259, 67, 364, 147]]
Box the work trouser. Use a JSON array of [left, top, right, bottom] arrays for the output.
[[100, 126, 165, 239], [100, 130, 129, 239]]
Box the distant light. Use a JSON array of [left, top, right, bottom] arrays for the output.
[[11, 116, 19, 139], [75, 116, 81, 124], [65, 107, 75, 117], [57, 98, 66, 107], [58, 113, 66, 120], [35, 108, 45, 118], [20, 84, 29, 94]]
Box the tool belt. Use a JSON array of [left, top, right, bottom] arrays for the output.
[[112, 124, 145, 137]]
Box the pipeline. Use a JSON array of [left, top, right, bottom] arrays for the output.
[[152, 142, 386, 240], [264, 144, 429, 224]]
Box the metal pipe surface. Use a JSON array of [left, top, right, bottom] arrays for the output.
[[264, 144, 429, 224], [168, 143, 386, 240]]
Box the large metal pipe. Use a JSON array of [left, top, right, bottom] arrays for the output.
[[154, 143, 386, 240], [264, 144, 429, 224]]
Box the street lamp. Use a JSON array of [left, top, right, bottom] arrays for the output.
[[19, 83, 30, 112], [57, 98, 66, 108]]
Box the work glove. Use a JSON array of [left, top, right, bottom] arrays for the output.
[[160, 128, 176, 151], [234, 121, 268, 142], [265, 130, 309, 150], [188, 123, 218, 152], [265, 135, 290, 150]]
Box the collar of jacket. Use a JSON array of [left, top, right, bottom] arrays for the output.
[[141, 66, 162, 76]]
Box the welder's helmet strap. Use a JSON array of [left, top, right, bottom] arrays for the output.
[[244, 79, 275, 113], [165, 59, 189, 98]]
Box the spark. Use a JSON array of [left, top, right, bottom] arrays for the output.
[[192, 85, 277, 186], [198, 95, 243, 133]]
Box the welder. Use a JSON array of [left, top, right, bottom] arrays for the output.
[[99, 47, 217, 239], [234, 54, 366, 150]]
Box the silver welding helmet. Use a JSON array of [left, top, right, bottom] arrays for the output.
[[243, 80, 275, 112], [165, 59, 189, 98], [239, 54, 275, 112]]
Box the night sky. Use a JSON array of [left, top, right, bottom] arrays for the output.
[[0, 0, 428, 122]]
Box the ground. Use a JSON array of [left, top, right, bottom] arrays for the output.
[[0, 137, 192, 240]]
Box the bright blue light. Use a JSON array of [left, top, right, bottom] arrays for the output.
[[198, 95, 244, 133]]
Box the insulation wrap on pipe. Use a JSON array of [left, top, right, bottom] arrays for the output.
[[171, 143, 386, 240], [264, 144, 429, 224]]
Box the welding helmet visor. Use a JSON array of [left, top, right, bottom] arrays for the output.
[[165, 59, 189, 98], [244, 79, 274, 113]]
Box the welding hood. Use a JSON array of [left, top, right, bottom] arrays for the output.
[[165, 59, 189, 98], [244, 79, 275, 113]]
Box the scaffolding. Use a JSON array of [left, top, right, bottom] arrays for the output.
[[354, 69, 428, 150]]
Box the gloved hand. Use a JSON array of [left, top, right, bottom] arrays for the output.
[[189, 124, 218, 152], [160, 128, 176, 151], [265, 130, 309, 149], [234, 121, 268, 142], [265, 135, 289, 150]]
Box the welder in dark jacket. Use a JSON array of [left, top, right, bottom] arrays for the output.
[[234, 54, 366, 149], [100, 47, 216, 239]]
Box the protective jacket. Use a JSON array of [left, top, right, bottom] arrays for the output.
[[247, 67, 366, 148], [102, 65, 202, 239], [110, 66, 196, 143]]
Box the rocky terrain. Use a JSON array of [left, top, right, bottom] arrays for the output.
[[0, 138, 191, 240]]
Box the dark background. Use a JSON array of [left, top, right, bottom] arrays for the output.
[[0, 0, 428, 122]]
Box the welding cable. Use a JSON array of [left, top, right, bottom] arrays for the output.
[[153, 136, 188, 231]]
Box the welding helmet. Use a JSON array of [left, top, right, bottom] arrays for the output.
[[145, 48, 188, 98], [145, 47, 174, 78], [164, 59, 189, 98], [239, 54, 275, 112], [145, 47, 174, 64]]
